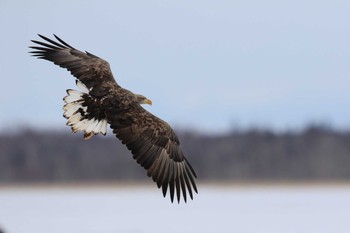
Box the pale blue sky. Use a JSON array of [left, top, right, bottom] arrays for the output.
[[0, 0, 349, 133]]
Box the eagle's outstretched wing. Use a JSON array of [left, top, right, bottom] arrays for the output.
[[30, 34, 119, 96], [30, 34, 198, 203], [103, 96, 198, 202]]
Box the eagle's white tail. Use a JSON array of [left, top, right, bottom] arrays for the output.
[[63, 80, 108, 139]]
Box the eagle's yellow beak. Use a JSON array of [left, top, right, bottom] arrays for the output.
[[145, 99, 152, 105]]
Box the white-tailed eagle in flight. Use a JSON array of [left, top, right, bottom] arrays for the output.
[[29, 34, 197, 203]]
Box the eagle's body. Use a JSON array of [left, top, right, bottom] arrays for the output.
[[30, 34, 197, 203]]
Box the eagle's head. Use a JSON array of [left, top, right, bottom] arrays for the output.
[[135, 94, 152, 105]]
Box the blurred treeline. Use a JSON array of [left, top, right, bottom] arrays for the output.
[[0, 125, 349, 183]]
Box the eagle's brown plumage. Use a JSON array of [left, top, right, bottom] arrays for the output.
[[29, 34, 197, 203]]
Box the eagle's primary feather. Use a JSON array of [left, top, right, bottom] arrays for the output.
[[29, 34, 197, 203]]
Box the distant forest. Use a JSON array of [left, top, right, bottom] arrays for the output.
[[0, 125, 350, 183]]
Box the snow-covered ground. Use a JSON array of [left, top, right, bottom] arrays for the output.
[[0, 184, 349, 233]]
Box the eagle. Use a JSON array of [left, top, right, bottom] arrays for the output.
[[29, 34, 197, 203]]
